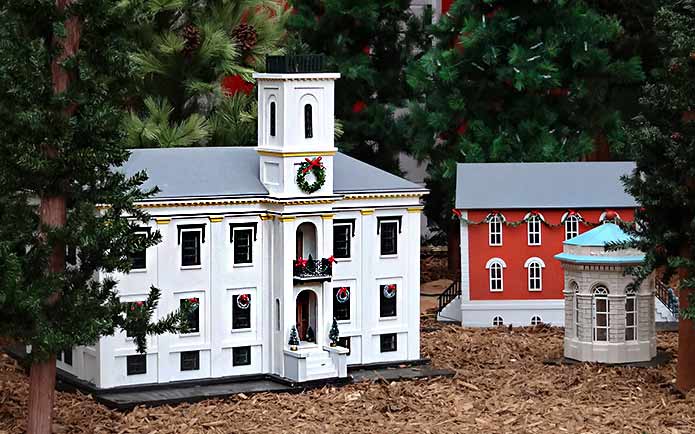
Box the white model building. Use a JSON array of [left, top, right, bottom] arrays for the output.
[[57, 56, 426, 389], [555, 223, 656, 363]]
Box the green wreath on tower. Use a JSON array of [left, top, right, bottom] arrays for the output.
[[296, 157, 326, 193]]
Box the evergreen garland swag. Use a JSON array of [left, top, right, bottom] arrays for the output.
[[296, 157, 326, 193], [452, 209, 631, 228]]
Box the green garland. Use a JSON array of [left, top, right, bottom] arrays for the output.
[[297, 158, 326, 193], [453, 210, 630, 228]]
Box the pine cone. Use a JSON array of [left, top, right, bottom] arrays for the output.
[[231, 23, 258, 52], [182, 24, 201, 57]]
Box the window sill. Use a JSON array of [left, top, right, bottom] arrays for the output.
[[231, 328, 252, 334], [489, 289, 504, 293], [180, 332, 201, 337], [379, 316, 398, 321], [129, 268, 148, 273], [528, 289, 543, 292], [180, 265, 203, 270], [527, 243, 541, 247], [379, 254, 398, 259], [336, 319, 351, 325], [334, 257, 352, 262], [488, 244, 503, 247], [233, 263, 254, 268]]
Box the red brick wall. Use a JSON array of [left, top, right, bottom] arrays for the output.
[[466, 208, 635, 301]]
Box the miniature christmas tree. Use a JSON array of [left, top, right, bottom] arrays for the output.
[[329, 318, 340, 347], [288, 325, 300, 350], [404, 0, 645, 262], [613, 0, 695, 393], [126, 0, 289, 148]]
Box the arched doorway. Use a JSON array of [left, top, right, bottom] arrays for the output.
[[296, 289, 318, 343], [296, 222, 317, 259]]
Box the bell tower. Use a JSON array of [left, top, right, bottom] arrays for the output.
[[254, 55, 340, 197]]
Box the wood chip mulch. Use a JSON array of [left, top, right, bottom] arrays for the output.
[[1, 318, 693, 434]]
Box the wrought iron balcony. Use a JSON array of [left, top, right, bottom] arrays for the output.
[[293, 255, 332, 283], [266, 55, 325, 74]]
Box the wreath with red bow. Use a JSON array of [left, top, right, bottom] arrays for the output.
[[297, 157, 326, 194]]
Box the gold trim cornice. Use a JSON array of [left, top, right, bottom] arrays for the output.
[[155, 218, 171, 225], [360, 209, 374, 215], [407, 207, 424, 213], [343, 192, 426, 200], [209, 216, 224, 223], [321, 214, 335, 220], [260, 214, 274, 221], [257, 150, 336, 158], [278, 216, 296, 222]]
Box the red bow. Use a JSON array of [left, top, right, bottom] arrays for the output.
[[328, 255, 337, 264], [302, 157, 323, 174], [296, 257, 308, 267], [337, 287, 348, 296], [452, 208, 462, 218], [188, 297, 198, 304], [136, 301, 144, 307], [568, 209, 576, 216], [239, 294, 250, 303], [388, 284, 396, 290]]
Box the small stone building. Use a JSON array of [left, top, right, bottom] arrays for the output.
[[555, 223, 656, 363]]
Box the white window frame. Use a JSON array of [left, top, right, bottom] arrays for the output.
[[232, 227, 254, 266], [592, 286, 610, 342], [527, 214, 542, 245], [564, 214, 580, 240], [333, 223, 352, 259], [485, 258, 506, 292], [488, 214, 503, 246], [625, 289, 637, 341], [180, 228, 203, 269], [492, 316, 504, 326], [379, 220, 399, 257], [524, 257, 545, 292]]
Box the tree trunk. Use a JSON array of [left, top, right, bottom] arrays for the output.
[[27, 1, 78, 432], [447, 219, 461, 278], [27, 358, 57, 434], [676, 287, 695, 393]]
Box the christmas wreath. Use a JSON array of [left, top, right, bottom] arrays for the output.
[[237, 294, 251, 310], [297, 157, 326, 193]]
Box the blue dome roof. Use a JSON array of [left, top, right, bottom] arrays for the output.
[[564, 223, 634, 247]]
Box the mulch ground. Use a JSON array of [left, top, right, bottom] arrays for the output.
[[1, 318, 693, 434]]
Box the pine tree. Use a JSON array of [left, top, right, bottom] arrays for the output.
[[126, 0, 288, 148], [404, 0, 644, 265], [613, 0, 695, 393], [288, 325, 300, 348], [329, 318, 340, 346], [0, 2, 190, 431], [287, 0, 430, 173]]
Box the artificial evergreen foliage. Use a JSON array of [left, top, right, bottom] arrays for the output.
[[126, 0, 288, 148], [287, 0, 430, 173], [329, 318, 340, 346], [288, 325, 300, 348], [404, 0, 645, 233]]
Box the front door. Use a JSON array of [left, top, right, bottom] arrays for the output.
[[296, 290, 316, 343]]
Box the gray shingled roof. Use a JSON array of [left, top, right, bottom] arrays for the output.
[[119, 147, 424, 200], [455, 161, 637, 209]]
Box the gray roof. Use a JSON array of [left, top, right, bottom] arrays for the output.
[[455, 161, 637, 209], [119, 147, 424, 200]]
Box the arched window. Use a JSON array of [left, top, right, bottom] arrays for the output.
[[625, 288, 637, 341], [485, 258, 506, 292], [593, 286, 610, 342], [564, 214, 580, 240], [488, 214, 503, 246], [524, 257, 545, 291], [269, 102, 276, 137], [492, 316, 504, 326], [570, 281, 580, 337], [304, 104, 313, 138], [530, 316, 542, 326], [527, 214, 542, 245]]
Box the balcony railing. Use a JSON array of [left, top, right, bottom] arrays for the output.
[[656, 280, 679, 318], [293, 255, 332, 282]]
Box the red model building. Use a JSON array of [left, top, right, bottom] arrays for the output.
[[439, 162, 637, 327]]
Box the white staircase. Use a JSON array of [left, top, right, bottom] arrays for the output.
[[305, 351, 337, 380], [655, 296, 677, 322], [283, 345, 349, 383]]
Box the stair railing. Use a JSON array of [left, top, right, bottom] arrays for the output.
[[656, 280, 679, 318], [437, 279, 461, 313]]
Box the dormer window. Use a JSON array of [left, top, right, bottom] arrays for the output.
[[270, 102, 276, 137], [304, 104, 313, 138]]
